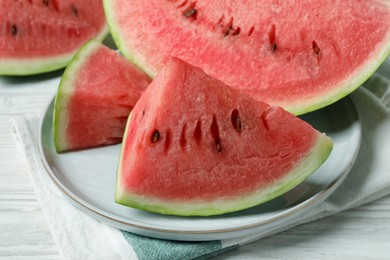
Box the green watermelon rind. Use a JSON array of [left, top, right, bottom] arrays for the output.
[[53, 39, 103, 153], [115, 125, 333, 216], [103, 0, 390, 115], [0, 54, 76, 76], [0, 25, 108, 76], [288, 38, 390, 115]]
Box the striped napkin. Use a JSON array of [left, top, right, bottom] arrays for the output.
[[10, 61, 390, 259]]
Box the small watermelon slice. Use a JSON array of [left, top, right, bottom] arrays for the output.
[[53, 40, 151, 153], [116, 58, 333, 216], [0, 0, 108, 75], [104, 0, 390, 115]]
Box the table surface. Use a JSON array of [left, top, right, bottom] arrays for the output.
[[1, 71, 390, 260]]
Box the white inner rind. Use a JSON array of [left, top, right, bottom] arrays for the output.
[[116, 133, 333, 216], [53, 40, 102, 152]]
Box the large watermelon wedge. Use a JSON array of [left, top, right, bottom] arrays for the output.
[[104, 0, 390, 115], [0, 0, 108, 75], [116, 57, 333, 216], [53, 40, 151, 153]]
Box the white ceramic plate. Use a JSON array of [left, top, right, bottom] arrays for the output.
[[38, 95, 361, 241]]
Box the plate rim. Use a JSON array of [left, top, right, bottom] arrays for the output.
[[38, 93, 361, 238]]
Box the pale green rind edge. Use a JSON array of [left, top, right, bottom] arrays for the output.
[[115, 133, 333, 216], [0, 25, 108, 76], [103, 0, 390, 115], [53, 40, 102, 153], [287, 34, 390, 115], [103, 0, 155, 78]]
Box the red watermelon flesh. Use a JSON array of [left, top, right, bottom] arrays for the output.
[[0, 0, 108, 75], [53, 40, 151, 153], [104, 0, 390, 115], [116, 57, 333, 216]]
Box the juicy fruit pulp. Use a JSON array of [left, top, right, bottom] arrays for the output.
[[0, 0, 108, 75], [53, 40, 151, 152], [104, 0, 390, 115], [116, 58, 333, 216]]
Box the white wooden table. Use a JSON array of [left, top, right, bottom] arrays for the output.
[[1, 72, 390, 259]]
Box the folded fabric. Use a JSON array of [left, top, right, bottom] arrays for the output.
[[10, 69, 390, 259]]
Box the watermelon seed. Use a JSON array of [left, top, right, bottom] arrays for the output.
[[180, 124, 187, 149], [231, 27, 241, 36], [248, 26, 255, 37], [142, 110, 145, 116], [223, 18, 234, 37], [271, 43, 277, 52], [280, 152, 290, 159], [210, 115, 221, 152], [42, 0, 49, 6], [312, 41, 322, 61], [11, 24, 18, 36], [151, 130, 160, 143], [177, 0, 189, 8], [71, 4, 79, 17], [224, 25, 233, 37], [183, 8, 196, 18], [312, 41, 320, 54], [231, 109, 242, 132], [215, 15, 224, 29], [224, 25, 241, 37], [194, 120, 202, 143], [269, 24, 277, 52]]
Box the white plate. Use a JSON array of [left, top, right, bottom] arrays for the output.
[[38, 95, 361, 241]]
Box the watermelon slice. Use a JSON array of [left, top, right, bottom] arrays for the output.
[[116, 57, 333, 216], [53, 40, 151, 153], [104, 0, 390, 115], [0, 0, 108, 75]]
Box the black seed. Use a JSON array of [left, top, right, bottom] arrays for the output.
[[231, 27, 241, 36], [184, 8, 196, 18], [142, 110, 145, 116], [312, 41, 320, 55], [71, 4, 79, 17], [180, 124, 187, 149], [224, 25, 233, 37], [210, 114, 221, 152], [194, 120, 202, 143], [151, 130, 160, 143], [312, 41, 322, 61], [231, 109, 242, 132], [11, 24, 18, 36], [271, 43, 277, 51], [269, 24, 277, 51], [43, 0, 49, 6]]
